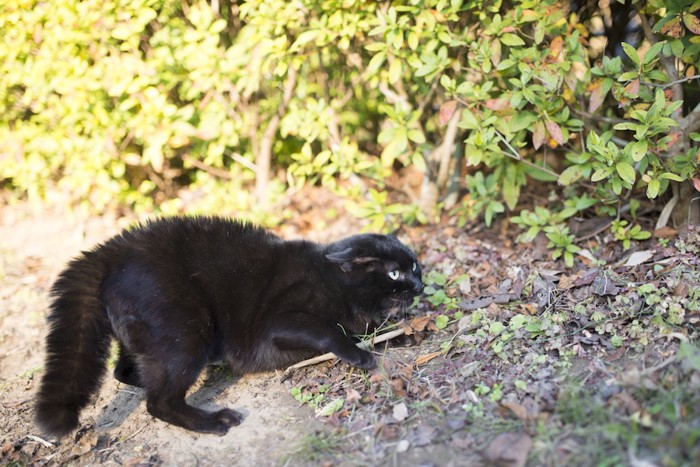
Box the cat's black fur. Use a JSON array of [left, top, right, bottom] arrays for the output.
[[36, 216, 422, 437]]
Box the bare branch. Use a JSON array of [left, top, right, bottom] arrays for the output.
[[435, 107, 462, 190], [183, 154, 234, 180], [256, 66, 299, 206], [281, 328, 406, 379], [641, 74, 700, 89]]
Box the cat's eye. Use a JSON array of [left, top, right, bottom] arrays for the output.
[[412, 262, 417, 272], [388, 270, 400, 280]]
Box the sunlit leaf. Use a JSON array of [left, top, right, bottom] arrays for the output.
[[616, 161, 636, 184]]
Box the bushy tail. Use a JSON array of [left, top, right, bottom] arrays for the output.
[[36, 254, 112, 438]]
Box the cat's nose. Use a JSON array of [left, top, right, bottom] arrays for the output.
[[412, 280, 424, 294]]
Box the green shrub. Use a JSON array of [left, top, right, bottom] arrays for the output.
[[1, 0, 698, 240]]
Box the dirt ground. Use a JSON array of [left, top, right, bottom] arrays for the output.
[[2, 198, 698, 467], [0, 203, 331, 466]]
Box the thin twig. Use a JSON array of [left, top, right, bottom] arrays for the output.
[[230, 152, 258, 174], [572, 109, 627, 125], [640, 354, 677, 377], [281, 328, 406, 377], [26, 434, 55, 448], [182, 154, 233, 180], [640, 74, 700, 89]]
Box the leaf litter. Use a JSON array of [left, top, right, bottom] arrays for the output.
[[285, 223, 700, 466]]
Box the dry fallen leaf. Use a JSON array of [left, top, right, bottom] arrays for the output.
[[500, 401, 529, 421], [653, 226, 678, 238], [390, 378, 407, 398], [408, 315, 431, 333], [345, 388, 362, 404], [482, 432, 533, 467], [608, 391, 641, 415], [392, 402, 409, 422], [415, 351, 442, 366], [623, 250, 654, 267]]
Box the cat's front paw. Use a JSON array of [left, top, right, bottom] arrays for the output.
[[349, 350, 376, 370], [208, 408, 243, 435]]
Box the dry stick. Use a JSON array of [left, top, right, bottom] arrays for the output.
[[655, 192, 678, 230], [26, 434, 55, 449], [282, 328, 407, 378]]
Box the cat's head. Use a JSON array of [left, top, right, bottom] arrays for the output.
[[325, 234, 423, 320]]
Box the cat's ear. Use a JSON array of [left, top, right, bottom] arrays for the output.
[[326, 248, 377, 272]]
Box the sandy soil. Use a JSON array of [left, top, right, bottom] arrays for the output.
[[0, 203, 326, 466]]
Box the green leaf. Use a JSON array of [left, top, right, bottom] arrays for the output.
[[316, 398, 344, 417], [496, 59, 516, 71], [523, 164, 558, 182], [614, 122, 639, 132], [616, 162, 636, 184], [591, 168, 611, 182], [659, 172, 684, 182], [407, 31, 419, 50], [489, 321, 505, 334], [558, 165, 583, 186], [670, 39, 684, 58], [407, 129, 426, 144], [389, 59, 402, 83], [642, 41, 664, 65], [509, 314, 527, 330], [435, 315, 450, 329], [365, 42, 387, 52], [647, 178, 660, 198], [621, 42, 640, 66], [618, 71, 639, 82], [628, 140, 648, 162], [612, 177, 622, 195], [291, 30, 321, 51], [367, 52, 387, 74], [501, 34, 525, 47]]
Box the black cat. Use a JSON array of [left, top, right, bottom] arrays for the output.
[[36, 216, 423, 437]]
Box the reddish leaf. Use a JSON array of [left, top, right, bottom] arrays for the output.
[[532, 121, 545, 150], [624, 78, 640, 98], [484, 98, 509, 111], [428, 9, 447, 22], [544, 120, 564, 146], [666, 131, 682, 148], [661, 16, 682, 38], [693, 177, 700, 193], [439, 100, 458, 126], [589, 81, 605, 113], [549, 36, 564, 58]]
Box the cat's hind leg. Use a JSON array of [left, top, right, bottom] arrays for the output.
[[113, 342, 142, 387], [140, 355, 243, 435]]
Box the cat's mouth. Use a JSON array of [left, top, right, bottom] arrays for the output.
[[380, 289, 422, 317]]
